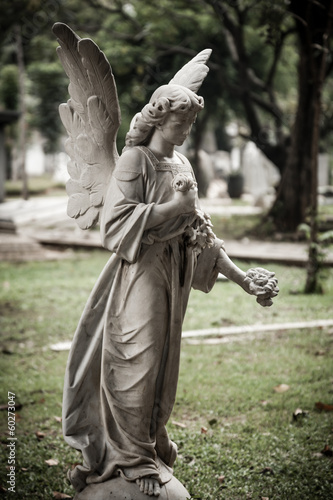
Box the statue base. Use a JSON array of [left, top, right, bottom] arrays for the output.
[[73, 475, 191, 500]]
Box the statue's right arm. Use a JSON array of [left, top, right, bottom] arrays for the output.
[[145, 188, 197, 229], [108, 147, 197, 231], [100, 148, 196, 260]]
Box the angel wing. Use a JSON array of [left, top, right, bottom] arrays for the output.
[[168, 49, 212, 92], [53, 22, 121, 230]]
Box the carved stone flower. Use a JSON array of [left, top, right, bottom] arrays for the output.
[[172, 173, 196, 192], [244, 267, 279, 306], [184, 209, 216, 251]]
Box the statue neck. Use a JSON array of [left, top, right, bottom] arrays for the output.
[[147, 130, 176, 163]]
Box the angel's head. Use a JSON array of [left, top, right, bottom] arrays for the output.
[[124, 84, 204, 150]]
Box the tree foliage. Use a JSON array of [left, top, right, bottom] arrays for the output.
[[0, 65, 19, 110], [0, 0, 332, 235]]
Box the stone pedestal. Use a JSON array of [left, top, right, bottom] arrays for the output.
[[74, 476, 190, 500]]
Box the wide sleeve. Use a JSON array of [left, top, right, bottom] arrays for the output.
[[192, 238, 225, 293], [100, 148, 154, 263]]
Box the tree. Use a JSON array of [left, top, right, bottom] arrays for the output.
[[14, 24, 28, 198], [201, 0, 333, 234], [85, 0, 333, 233], [62, 0, 333, 292], [0, 0, 68, 186], [271, 0, 333, 236], [1, 0, 332, 234], [287, 0, 333, 293]]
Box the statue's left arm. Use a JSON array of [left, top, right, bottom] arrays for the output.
[[192, 238, 279, 307], [215, 244, 279, 307]]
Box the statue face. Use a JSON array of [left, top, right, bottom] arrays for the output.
[[158, 111, 197, 146]]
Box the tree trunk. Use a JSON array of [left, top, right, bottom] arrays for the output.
[[269, 0, 332, 234], [304, 0, 333, 293], [15, 24, 29, 200], [269, 49, 315, 232]]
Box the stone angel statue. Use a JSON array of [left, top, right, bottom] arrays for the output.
[[53, 23, 279, 499]]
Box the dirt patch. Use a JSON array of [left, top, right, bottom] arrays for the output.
[[0, 300, 22, 317]]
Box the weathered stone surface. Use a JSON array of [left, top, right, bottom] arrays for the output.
[[74, 476, 190, 500], [53, 23, 279, 499]]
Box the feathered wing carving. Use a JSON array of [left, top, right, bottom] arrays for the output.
[[54, 23, 210, 229], [168, 49, 212, 92], [53, 22, 121, 229]]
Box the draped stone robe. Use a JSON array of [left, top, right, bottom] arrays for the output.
[[62, 146, 224, 492]]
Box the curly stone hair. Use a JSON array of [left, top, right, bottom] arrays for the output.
[[124, 84, 204, 150]]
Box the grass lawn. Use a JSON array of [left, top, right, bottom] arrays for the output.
[[0, 250, 332, 499], [5, 176, 66, 198]]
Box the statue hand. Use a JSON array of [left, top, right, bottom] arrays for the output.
[[243, 267, 279, 307], [173, 185, 197, 214]]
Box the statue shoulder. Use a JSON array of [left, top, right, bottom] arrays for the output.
[[114, 147, 147, 181]]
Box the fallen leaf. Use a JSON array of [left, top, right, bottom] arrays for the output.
[[45, 458, 59, 466], [201, 426, 208, 434], [321, 444, 333, 457], [36, 431, 46, 440], [273, 384, 290, 393], [218, 475, 225, 484], [315, 402, 333, 411], [21, 467, 28, 472], [50, 341, 72, 351], [53, 492, 72, 499], [2, 348, 14, 355], [70, 462, 81, 470], [171, 421, 186, 428], [260, 467, 274, 475], [292, 408, 309, 421], [54, 416, 62, 423]]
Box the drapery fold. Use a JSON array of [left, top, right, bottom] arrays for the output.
[[63, 147, 223, 492]]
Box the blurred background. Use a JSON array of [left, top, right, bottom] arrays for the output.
[[1, 3, 333, 499], [0, 0, 333, 287]]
